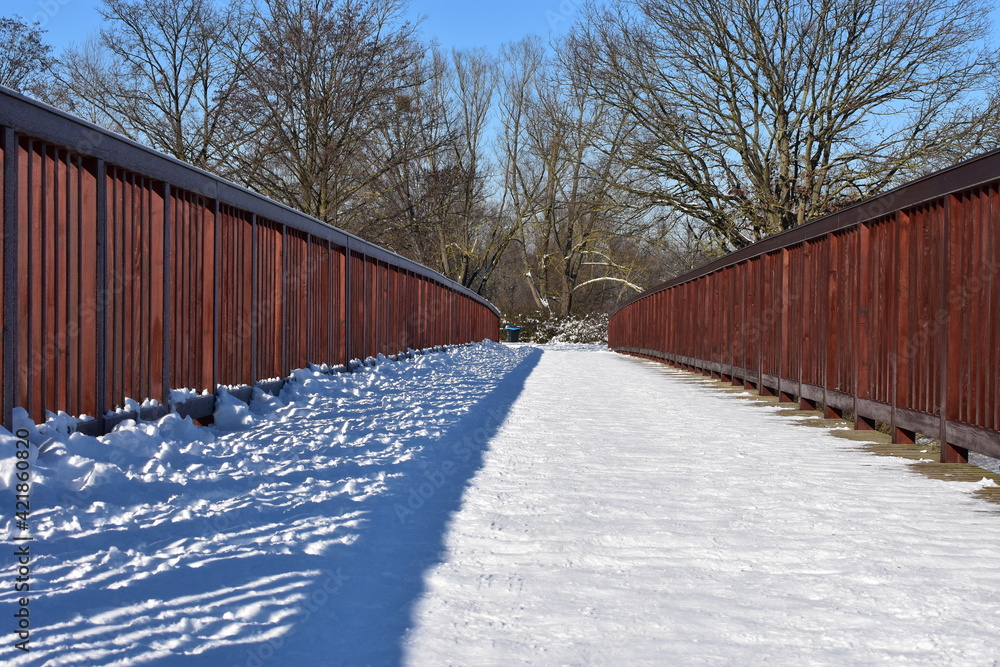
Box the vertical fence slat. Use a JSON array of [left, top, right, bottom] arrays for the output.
[[0, 94, 499, 432], [2, 127, 15, 429], [610, 160, 1000, 461]]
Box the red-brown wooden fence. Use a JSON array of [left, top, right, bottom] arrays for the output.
[[609, 150, 1000, 464], [0, 87, 500, 433]]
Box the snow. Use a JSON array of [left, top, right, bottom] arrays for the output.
[[403, 351, 1000, 665], [970, 451, 1000, 475], [2, 343, 1000, 665]]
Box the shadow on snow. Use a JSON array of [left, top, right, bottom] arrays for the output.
[[17, 347, 541, 667]]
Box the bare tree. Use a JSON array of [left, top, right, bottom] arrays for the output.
[[439, 48, 514, 294], [367, 49, 459, 267], [0, 15, 56, 97], [375, 47, 515, 293], [568, 0, 1000, 249], [57, 0, 255, 175], [233, 0, 432, 233], [499, 37, 664, 317]]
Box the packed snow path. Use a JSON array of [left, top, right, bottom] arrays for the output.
[[2, 343, 1000, 665]]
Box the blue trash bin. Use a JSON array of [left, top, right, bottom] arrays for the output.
[[505, 326, 521, 343]]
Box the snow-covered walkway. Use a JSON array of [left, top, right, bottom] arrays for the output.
[[2, 343, 1000, 665]]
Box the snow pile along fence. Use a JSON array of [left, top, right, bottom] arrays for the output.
[[609, 150, 1000, 464], [0, 86, 500, 433]]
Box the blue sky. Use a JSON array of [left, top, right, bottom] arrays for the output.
[[22, 0, 585, 53]]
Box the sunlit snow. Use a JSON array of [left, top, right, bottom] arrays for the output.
[[1, 343, 999, 665]]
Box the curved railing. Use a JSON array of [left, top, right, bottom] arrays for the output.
[[0, 87, 500, 433], [610, 150, 1000, 464]]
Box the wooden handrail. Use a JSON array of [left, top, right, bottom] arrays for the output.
[[0, 86, 500, 432], [610, 151, 1000, 464]]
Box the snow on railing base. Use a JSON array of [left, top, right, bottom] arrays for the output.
[[38, 343, 483, 438]]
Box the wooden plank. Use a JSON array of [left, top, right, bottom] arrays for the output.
[[892, 211, 908, 442], [1, 127, 12, 429], [53, 147, 68, 412], [942, 194, 967, 462], [66, 154, 80, 414], [201, 196, 215, 391], [24, 140, 42, 420]]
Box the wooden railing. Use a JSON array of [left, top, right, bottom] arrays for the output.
[[0, 87, 500, 433], [609, 150, 1000, 464]]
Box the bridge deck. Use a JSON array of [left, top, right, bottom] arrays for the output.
[[2, 343, 999, 665], [403, 346, 1000, 664]]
